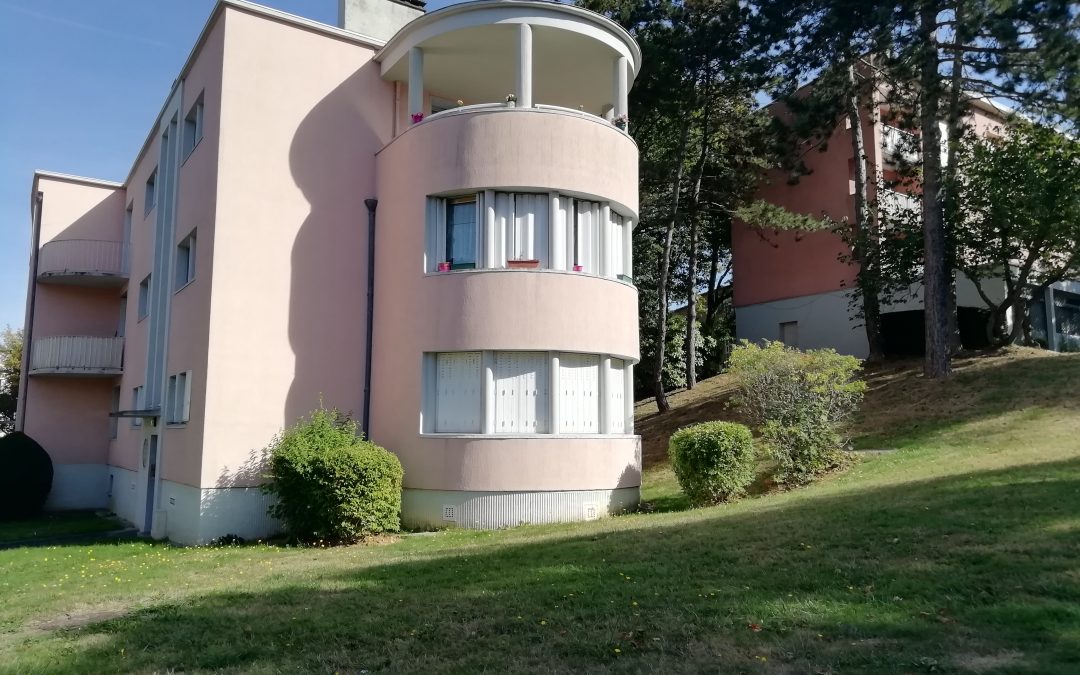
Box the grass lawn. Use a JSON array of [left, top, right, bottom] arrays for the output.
[[1, 348, 1078, 673], [0, 511, 122, 545]]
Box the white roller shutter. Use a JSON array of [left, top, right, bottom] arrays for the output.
[[611, 213, 626, 278], [575, 201, 601, 274], [436, 352, 482, 432], [559, 353, 599, 433], [494, 351, 549, 433]]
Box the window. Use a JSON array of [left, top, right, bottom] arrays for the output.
[[434, 352, 482, 432], [166, 371, 192, 424], [122, 204, 133, 274], [574, 200, 601, 274], [506, 193, 549, 264], [183, 94, 204, 159], [446, 197, 478, 269], [138, 275, 151, 320], [110, 386, 121, 439], [131, 386, 145, 428], [424, 351, 632, 436], [559, 353, 600, 432], [780, 321, 799, 347], [494, 352, 549, 433], [610, 212, 629, 280], [145, 169, 157, 215], [175, 230, 196, 290]]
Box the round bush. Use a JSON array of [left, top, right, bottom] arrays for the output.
[[668, 421, 755, 505], [0, 432, 54, 520], [263, 407, 403, 543]]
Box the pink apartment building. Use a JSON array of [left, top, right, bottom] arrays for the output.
[[16, 0, 642, 544], [732, 94, 1080, 357]]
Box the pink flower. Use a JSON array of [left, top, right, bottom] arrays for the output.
[[411, 112, 424, 124]]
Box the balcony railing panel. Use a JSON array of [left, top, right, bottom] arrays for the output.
[[30, 336, 124, 376], [37, 239, 127, 285], [881, 125, 920, 164]]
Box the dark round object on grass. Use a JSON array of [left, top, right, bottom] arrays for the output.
[[0, 432, 54, 520]]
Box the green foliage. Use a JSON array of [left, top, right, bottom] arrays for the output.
[[263, 406, 403, 543], [0, 326, 23, 434], [668, 421, 756, 505], [954, 119, 1080, 344], [0, 432, 53, 520], [728, 341, 865, 485]]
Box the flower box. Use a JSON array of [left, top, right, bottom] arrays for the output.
[[507, 259, 540, 270], [436, 262, 451, 272]]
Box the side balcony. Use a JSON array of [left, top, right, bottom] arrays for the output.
[[37, 239, 128, 287], [29, 336, 124, 377]]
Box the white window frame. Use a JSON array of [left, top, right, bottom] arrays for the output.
[[175, 230, 197, 291], [166, 371, 192, 425], [138, 275, 151, 321], [131, 386, 144, 428], [144, 169, 157, 215], [183, 93, 204, 160]]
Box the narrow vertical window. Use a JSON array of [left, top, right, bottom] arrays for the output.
[[183, 93, 204, 159], [494, 352, 549, 433], [574, 200, 600, 274], [138, 275, 151, 320], [144, 169, 157, 215], [446, 197, 477, 270], [175, 230, 196, 290]]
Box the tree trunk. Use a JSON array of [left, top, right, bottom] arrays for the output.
[[705, 241, 721, 328], [685, 109, 711, 390], [654, 123, 691, 412], [846, 62, 885, 362], [919, 4, 951, 378], [943, 1, 968, 355]]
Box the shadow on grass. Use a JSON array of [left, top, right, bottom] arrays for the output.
[[12, 457, 1080, 674]]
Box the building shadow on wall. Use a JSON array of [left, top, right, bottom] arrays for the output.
[[285, 65, 391, 437]]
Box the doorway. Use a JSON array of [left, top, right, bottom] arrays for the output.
[[143, 434, 159, 534]]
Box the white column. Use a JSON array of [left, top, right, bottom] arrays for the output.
[[599, 355, 612, 433], [1046, 286, 1059, 351], [549, 192, 563, 271], [408, 47, 424, 121], [614, 55, 628, 119], [549, 352, 560, 435], [517, 23, 533, 108], [482, 351, 496, 434]]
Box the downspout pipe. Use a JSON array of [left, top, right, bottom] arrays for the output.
[[362, 198, 378, 438], [16, 192, 43, 432]]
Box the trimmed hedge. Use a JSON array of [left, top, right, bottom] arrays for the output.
[[0, 432, 54, 520], [668, 421, 755, 505], [263, 406, 403, 543]]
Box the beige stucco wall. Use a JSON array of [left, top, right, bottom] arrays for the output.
[[200, 7, 394, 489]]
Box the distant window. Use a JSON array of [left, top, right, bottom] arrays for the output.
[[175, 230, 196, 290], [110, 386, 121, 439], [166, 371, 192, 424], [138, 275, 151, 320], [574, 200, 601, 275], [145, 169, 157, 215], [183, 94, 204, 159], [131, 386, 144, 428], [780, 321, 799, 347], [117, 294, 127, 337]]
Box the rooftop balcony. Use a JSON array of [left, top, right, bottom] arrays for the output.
[[37, 239, 128, 287], [376, 0, 640, 130], [29, 336, 124, 377]]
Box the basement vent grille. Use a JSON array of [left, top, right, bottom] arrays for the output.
[[169, 497, 176, 505], [442, 505, 456, 521], [584, 503, 598, 520]]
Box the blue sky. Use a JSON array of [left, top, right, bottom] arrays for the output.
[[0, 0, 465, 331]]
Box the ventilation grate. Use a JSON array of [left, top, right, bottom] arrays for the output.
[[442, 505, 456, 522], [584, 503, 598, 520]]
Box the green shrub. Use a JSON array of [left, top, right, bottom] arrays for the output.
[[727, 341, 866, 486], [668, 421, 756, 505], [263, 406, 403, 543], [0, 432, 54, 520]]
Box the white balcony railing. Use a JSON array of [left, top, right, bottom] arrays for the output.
[[881, 125, 920, 164], [37, 239, 127, 285], [29, 336, 124, 376], [878, 188, 920, 221]]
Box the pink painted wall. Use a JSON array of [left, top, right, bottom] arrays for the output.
[[372, 109, 640, 492], [158, 15, 226, 488], [23, 177, 126, 468], [200, 7, 393, 488]]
